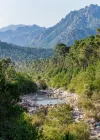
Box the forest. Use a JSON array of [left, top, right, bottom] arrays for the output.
[[0, 29, 100, 140], [0, 41, 53, 62], [20, 33, 100, 97]]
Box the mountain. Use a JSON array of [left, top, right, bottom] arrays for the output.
[[0, 24, 25, 32], [0, 4, 100, 48], [0, 25, 46, 46], [32, 4, 100, 48], [0, 41, 53, 62]]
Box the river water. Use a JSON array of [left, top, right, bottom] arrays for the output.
[[19, 91, 65, 114], [37, 98, 64, 105]]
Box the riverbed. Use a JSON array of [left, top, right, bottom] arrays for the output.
[[19, 89, 66, 114], [19, 89, 100, 140]]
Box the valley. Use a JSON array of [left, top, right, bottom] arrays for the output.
[[0, 3, 100, 140]]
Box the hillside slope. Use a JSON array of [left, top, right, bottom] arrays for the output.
[[0, 25, 46, 46], [0, 41, 53, 62], [32, 4, 100, 48]]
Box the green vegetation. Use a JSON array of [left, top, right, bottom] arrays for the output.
[[18, 31, 100, 124], [67, 122, 90, 140], [1, 29, 100, 140], [25, 104, 90, 140], [16, 72, 37, 94], [20, 34, 100, 96], [0, 58, 38, 140], [0, 41, 53, 62]]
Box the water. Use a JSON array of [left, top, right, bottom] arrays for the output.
[[37, 98, 64, 106], [20, 95, 64, 106], [20, 88, 65, 107]]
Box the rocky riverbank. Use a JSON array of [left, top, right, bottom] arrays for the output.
[[53, 89, 100, 140], [19, 88, 100, 140]]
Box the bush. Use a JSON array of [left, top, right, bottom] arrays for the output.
[[68, 122, 90, 140]]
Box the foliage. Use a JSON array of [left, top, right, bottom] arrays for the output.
[[36, 78, 48, 90], [16, 72, 37, 94], [0, 58, 19, 120], [42, 104, 74, 140], [0, 41, 53, 62], [68, 122, 90, 140], [0, 58, 38, 140], [0, 113, 38, 140], [30, 104, 90, 140], [19, 33, 100, 99], [54, 43, 69, 57]]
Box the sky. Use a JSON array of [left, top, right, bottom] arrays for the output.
[[0, 0, 100, 28]]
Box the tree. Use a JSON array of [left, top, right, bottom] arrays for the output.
[[0, 59, 39, 140], [0, 58, 19, 120], [54, 43, 69, 57], [16, 72, 37, 94], [68, 122, 90, 140], [42, 104, 73, 140], [63, 132, 75, 140], [97, 28, 100, 34], [0, 113, 39, 140]]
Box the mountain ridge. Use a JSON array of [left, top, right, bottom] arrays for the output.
[[33, 4, 100, 48], [0, 4, 100, 48]]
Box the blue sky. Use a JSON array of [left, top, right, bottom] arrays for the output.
[[0, 0, 100, 28]]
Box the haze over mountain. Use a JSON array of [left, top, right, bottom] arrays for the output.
[[0, 25, 46, 47], [0, 4, 100, 48], [0, 24, 26, 32]]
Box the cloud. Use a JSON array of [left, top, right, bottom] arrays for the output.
[[0, 17, 3, 23], [0, 17, 4, 27]]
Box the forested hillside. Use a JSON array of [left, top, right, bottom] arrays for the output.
[[0, 41, 53, 62], [20, 31, 100, 98]]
